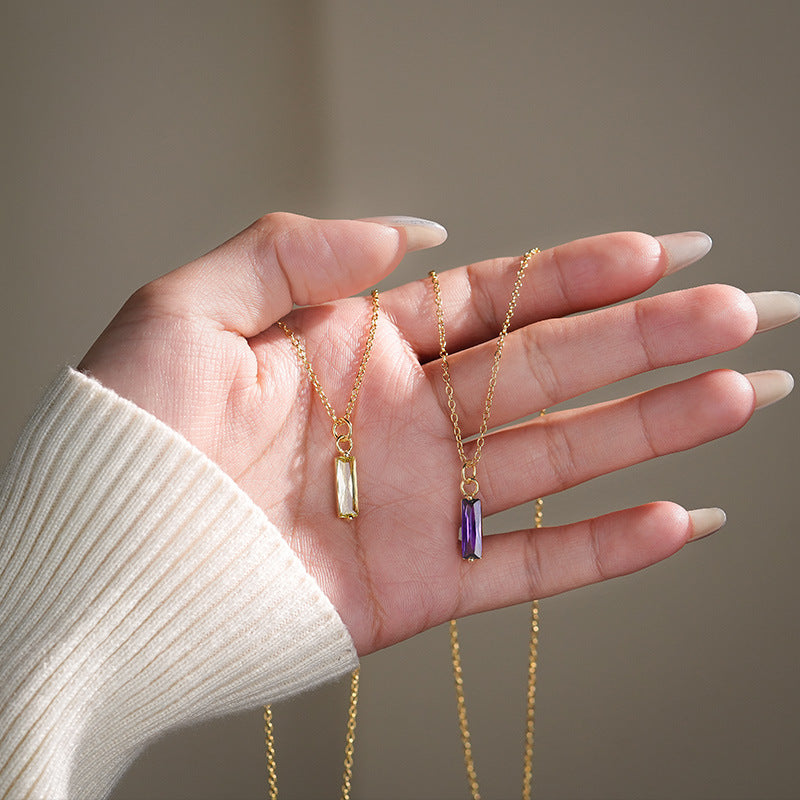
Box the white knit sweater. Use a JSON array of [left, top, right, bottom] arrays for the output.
[[0, 368, 359, 800]]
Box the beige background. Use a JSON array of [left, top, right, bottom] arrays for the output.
[[2, 1, 798, 798]]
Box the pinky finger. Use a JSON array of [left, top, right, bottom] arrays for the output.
[[455, 502, 727, 618]]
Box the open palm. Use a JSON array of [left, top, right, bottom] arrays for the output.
[[80, 213, 785, 656]]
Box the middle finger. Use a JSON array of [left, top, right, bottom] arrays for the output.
[[423, 284, 757, 434]]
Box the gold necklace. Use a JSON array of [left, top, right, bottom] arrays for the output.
[[266, 265, 542, 798], [276, 290, 380, 519], [430, 249, 544, 800], [264, 290, 380, 799]]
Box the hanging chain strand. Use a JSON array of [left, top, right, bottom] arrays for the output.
[[277, 290, 380, 425], [432, 250, 544, 800], [263, 706, 278, 800], [265, 292, 378, 799], [521, 601, 540, 800], [522, 459, 545, 800], [340, 668, 361, 800], [449, 619, 482, 800], [430, 249, 538, 473], [263, 668, 361, 800], [450, 500, 544, 800]]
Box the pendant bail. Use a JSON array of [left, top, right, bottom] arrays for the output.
[[333, 417, 354, 456], [333, 417, 358, 518], [460, 462, 479, 499]]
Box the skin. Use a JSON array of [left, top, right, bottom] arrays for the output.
[[79, 212, 761, 656]]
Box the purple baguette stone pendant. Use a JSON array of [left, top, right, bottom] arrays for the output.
[[459, 498, 482, 560]]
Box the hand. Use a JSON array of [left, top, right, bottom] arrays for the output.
[[79, 213, 796, 655]]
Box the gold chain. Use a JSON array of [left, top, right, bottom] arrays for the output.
[[276, 290, 380, 426], [431, 250, 544, 799], [263, 668, 361, 800], [429, 249, 538, 491], [340, 668, 361, 800], [263, 705, 278, 800], [450, 534, 543, 800], [265, 292, 379, 799]]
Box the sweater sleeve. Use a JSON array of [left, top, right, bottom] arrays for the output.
[[0, 367, 359, 800]]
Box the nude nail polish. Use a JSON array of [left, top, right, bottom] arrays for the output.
[[359, 215, 448, 252], [688, 507, 727, 541], [745, 370, 795, 409], [655, 231, 713, 275], [748, 291, 800, 333]]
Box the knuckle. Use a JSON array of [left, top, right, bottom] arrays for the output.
[[247, 212, 306, 269], [465, 261, 501, 335], [631, 299, 659, 371], [522, 320, 563, 407], [547, 244, 572, 306], [586, 516, 611, 582], [542, 421, 580, 489], [123, 276, 174, 318], [634, 392, 663, 459], [251, 211, 302, 236], [522, 530, 547, 598]]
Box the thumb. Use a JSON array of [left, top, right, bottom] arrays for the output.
[[150, 212, 447, 336]]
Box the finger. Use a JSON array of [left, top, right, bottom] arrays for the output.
[[131, 212, 447, 337], [383, 230, 712, 361], [476, 369, 757, 513], [452, 502, 704, 618], [424, 284, 758, 433]]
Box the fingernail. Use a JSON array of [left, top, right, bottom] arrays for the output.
[[745, 369, 795, 409], [688, 507, 727, 542], [359, 215, 448, 252], [656, 231, 713, 275], [748, 291, 800, 333]]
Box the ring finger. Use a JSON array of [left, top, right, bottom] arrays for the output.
[[473, 368, 758, 514]]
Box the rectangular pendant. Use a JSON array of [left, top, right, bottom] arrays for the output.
[[335, 455, 358, 519], [459, 498, 482, 560]]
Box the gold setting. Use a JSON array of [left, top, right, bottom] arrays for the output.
[[335, 455, 359, 519]]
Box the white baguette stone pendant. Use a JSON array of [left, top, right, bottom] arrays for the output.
[[278, 290, 380, 523], [335, 455, 358, 519]]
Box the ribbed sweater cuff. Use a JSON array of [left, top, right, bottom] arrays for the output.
[[0, 367, 358, 800]]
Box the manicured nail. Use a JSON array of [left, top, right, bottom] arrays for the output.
[[359, 215, 448, 252], [688, 507, 727, 542], [748, 291, 800, 333], [745, 370, 794, 409], [655, 231, 713, 275]]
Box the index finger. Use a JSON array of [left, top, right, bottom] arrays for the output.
[[382, 231, 711, 362]]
